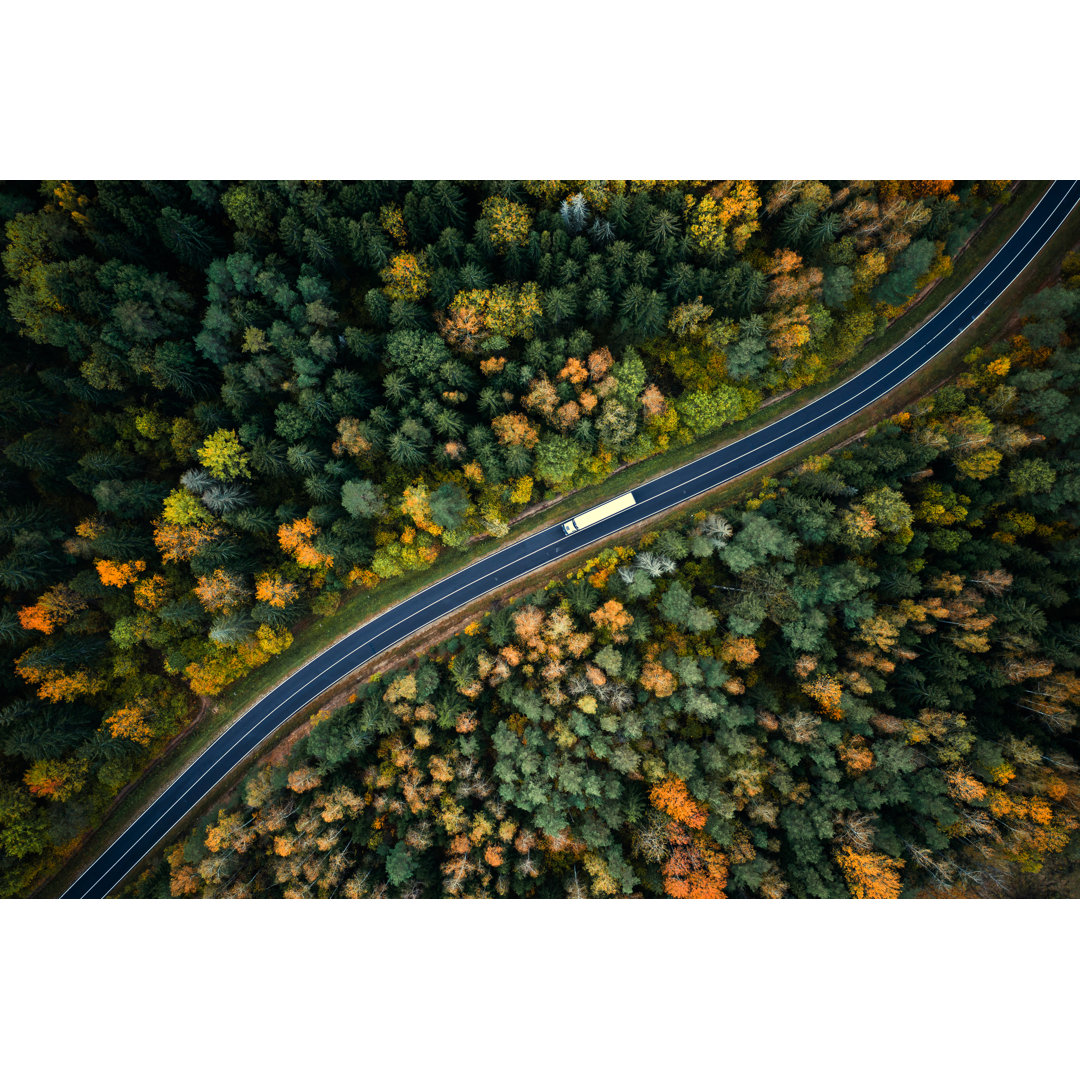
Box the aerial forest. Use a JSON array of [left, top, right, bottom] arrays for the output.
[[0, 179, 1036, 897], [134, 273, 1080, 899]]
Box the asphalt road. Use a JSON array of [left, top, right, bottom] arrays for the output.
[[61, 180, 1080, 899]]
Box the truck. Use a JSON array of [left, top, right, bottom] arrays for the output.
[[561, 491, 637, 535]]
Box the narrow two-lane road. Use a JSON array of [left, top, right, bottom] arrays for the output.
[[62, 180, 1080, 899]]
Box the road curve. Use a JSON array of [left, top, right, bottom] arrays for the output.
[[61, 180, 1080, 899]]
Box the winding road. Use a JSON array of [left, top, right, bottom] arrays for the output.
[[61, 180, 1080, 898]]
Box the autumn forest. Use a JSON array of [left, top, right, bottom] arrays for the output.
[[2, 179, 1077, 899]]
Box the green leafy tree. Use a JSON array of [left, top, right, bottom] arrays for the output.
[[1009, 458, 1056, 496], [873, 239, 936, 306], [341, 479, 387, 519], [386, 841, 417, 887], [534, 434, 583, 488], [429, 483, 471, 531], [674, 384, 752, 438]]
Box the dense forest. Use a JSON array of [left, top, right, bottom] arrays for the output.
[[130, 276, 1080, 898], [0, 180, 1015, 897]]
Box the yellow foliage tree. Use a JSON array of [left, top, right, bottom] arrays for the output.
[[162, 488, 212, 526], [509, 475, 534, 504], [184, 652, 251, 696], [710, 179, 761, 251], [14, 655, 104, 703], [480, 195, 532, 252], [379, 205, 407, 246], [105, 703, 154, 746], [400, 481, 440, 534], [380, 252, 430, 301], [24, 758, 89, 802], [956, 447, 1003, 480], [197, 428, 251, 480], [448, 283, 542, 340], [685, 194, 727, 257], [854, 250, 888, 293], [251, 623, 293, 657], [133, 574, 171, 610]]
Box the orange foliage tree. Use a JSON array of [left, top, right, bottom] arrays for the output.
[[649, 775, 708, 829], [838, 735, 875, 776], [278, 517, 333, 570], [193, 568, 248, 612], [512, 605, 546, 650], [14, 650, 105, 703], [720, 635, 759, 667], [801, 673, 844, 719], [662, 822, 729, 898], [203, 810, 248, 854], [558, 356, 588, 385], [254, 571, 300, 609], [95, 559, 146, 588], [640, 660, 677, 698], [589, 599, 634, 642], [835, 846, 904, 899], [331, 416, 372, 457], [491, 412, 541, 450], [640, 384, 667, 417], [153, 519, 221, 563], [17, 584, 86, 634], [400, 482, 440, 534], [945, 769, 988, 803], [288, 766, 322, 793], [435, 304, 484, 352], [105, 703, 154, 746]]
